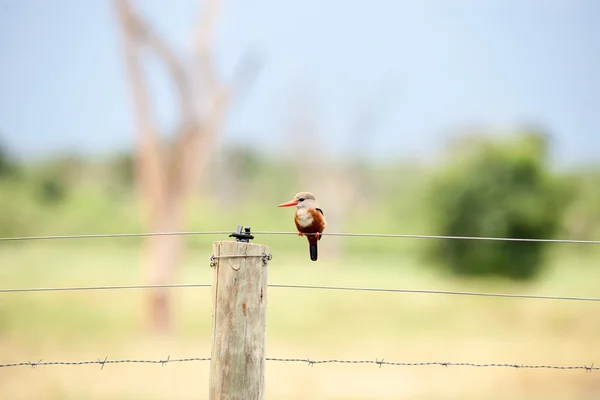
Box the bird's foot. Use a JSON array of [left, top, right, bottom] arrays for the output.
[[314, 232, 320, 239], [297, 231, 304, 237]]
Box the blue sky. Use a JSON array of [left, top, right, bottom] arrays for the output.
[[0, 0, 598, 166]]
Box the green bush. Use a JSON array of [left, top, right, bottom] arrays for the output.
[[427, 131, 569, 280], [0, 139, 19, 178]]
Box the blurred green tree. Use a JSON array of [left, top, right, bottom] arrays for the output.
[[33, 156, 83, 204], [110, 151, 135, 188], [562, 169, 600, 241], [427, 130, 569, 280], [0, 137, 18, 178]]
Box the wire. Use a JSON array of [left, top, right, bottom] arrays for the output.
[[0, 357, 596, 372], [269, 284, 600, 302], [0, 231, 230, 242], [0, 357, 208, 368], [1, 230, 599, 244], [2, 282, 599, 302], [0, 283, 210, 294], [254, 231, 600, 245], [267, 358, 598, 371]]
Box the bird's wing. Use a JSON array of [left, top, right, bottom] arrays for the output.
[[314, 208, 325, 240]]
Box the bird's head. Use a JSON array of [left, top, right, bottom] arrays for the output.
[[278, 192, 319, 209]]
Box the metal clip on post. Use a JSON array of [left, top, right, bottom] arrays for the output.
[[229, 225, 254, 243]]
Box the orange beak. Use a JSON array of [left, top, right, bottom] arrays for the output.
[[278, 200, 298, 207]]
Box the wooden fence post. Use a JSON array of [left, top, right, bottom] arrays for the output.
[[209, 228, 270, 400]]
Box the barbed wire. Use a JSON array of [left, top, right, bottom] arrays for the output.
[[0, 357, 209, 369], [268, 358, 598, 372], [0, 357, 596, 372], [2, 282, 599, 302], [1, 230, 599, 244]]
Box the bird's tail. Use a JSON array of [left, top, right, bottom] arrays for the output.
[[309, 243, 318, 261], [307, 235, 320, 261]]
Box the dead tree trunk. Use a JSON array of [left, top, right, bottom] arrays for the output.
[[114, 0, 254, 333]]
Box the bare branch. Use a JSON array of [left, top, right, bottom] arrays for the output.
[[113, 0, 165, 223], [117, 2, 204, 206], [141, 18, 200, 202], [193, 0, 223, 97], [169, 50, 262, 199], [140, 17, 196, 130]]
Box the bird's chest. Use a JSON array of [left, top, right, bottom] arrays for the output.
[[295, 208, 314, 228]]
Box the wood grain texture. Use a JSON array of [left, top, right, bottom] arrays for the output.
[[209, 241, 269, 400]]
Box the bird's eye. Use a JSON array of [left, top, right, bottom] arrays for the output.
[[298, 198, 305, 202]]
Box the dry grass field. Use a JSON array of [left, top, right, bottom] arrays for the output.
[[1, 241, 599, 399]]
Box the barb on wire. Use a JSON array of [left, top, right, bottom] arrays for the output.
[[2, 282, 599, 303], [1, 357, 597, 372], [1, 230, 599, 245]]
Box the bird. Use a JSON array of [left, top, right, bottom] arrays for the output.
[[278, 192, 326, 261]]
